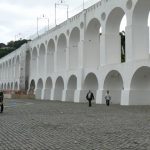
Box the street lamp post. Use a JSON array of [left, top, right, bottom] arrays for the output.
[[83, 0, 85, 10], [55, 1, 69, 26], [37, 15, 49, 36]]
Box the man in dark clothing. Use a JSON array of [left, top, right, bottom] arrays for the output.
[[105, 90, 111, 106], [86, 90, 95, 107], [0, 91, 4, 113]]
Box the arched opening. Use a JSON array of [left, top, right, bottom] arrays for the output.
[[11, 58, 15, 79], [54, 77, 64, 101], [120, 15, 127, 63], [32, 47, 38, 77], [25, 51, 31, 91], [129, 66, 150, 105], [11, 82, 13, 90], [1, 84, 3, 90], [66, 75, 77, 101], [3, 63, 5, 80], [7, 83, 10, 90], [105, 7, 126, 64], [4, 83, 7, 90], [29, 80, 35, 95], [44, 77, 53, 100], [132, 0, 150, 59], [14, 82, 18, 91], [57, 34, 67, 71], [8, 59, 11, 80], [103, 70, 123, 104], [6, 61, 8, 79], [38, 44, 46, 76], [69, 27, 80, 70], [15, 56, 20, 79], [82, 73, 98, 102], [47, 39, 55, 74], [36, 78, 43, 99], [84, 18, 101, 68]]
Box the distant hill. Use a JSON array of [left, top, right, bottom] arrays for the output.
[[0, 39, 31, 59]]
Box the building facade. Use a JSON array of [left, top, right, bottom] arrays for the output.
[[0, 0, 150, 105]]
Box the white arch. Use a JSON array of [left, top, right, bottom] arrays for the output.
[[84, 73, 98, 90], [129, 66, 150, 105], [105, 7, 125, 64], [69, 27, 80, 70], [29, 79, 36, 95], [132, 0, 150, 60], [81, 73, 98, 102], [47, 39, 55, 74], [66, 75, 77, 101], [103, 70, 123, 104], [44, 77, 53, 100], [15, 56, 20, 79], [54, 76, 64, 101], [32, 47, 38, 77], [11, 82, 13, 90], [14, 82, 18, 91], [7, 83, 10, 90], [38, 44, 46, 76], [84, 18, 101, 68], [57, 34, 67, 71], [35, 78, 43, 99]]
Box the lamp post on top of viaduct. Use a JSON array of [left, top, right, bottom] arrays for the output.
[[55, 0, 69, 26], [37, 15, 49, 37]]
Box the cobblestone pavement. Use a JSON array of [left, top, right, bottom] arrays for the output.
[[0, 99, 150, 150]]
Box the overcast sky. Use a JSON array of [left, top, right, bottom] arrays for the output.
[[0, 0, 129, 44]]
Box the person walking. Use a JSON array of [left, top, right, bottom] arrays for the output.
[[86, 90, 95, 107], [105, 90, 111, 106]]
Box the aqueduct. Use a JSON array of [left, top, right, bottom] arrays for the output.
[[0, 0, 150, 105]]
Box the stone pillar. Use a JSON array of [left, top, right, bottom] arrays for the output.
[[121, 89, 130, 105], [96, 89, 103, 104], [126, 25, 149, 62]]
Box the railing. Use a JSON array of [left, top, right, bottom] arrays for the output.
[[27, 0, 102, 40]]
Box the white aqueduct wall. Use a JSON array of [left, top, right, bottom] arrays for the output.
[[0, 0, 150, 105]]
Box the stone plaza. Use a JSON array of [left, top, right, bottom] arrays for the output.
[[0, 99, 150, 150]]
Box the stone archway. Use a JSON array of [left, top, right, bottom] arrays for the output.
[[11, 82, 13, 90], [47, 39, 55, 73], [69, 27, 80, 70], [84, 18, 101, 68], [38, 44, 46, 76], [57, 34, 67, 71], [54, 77, 64, 101], [44, 77, 53, 100], [15, 56, 20, 79], [129, 66, 150, 105], [81, 73, 98, 102], [7, 83, 10, 90], [35, 78, 43, 99], [66, 75, 77, 101], [32, 47, 38, 77], [103, 70, 123, 104], [29, 80, 35, 95], [105, 7, 126, 64], [14, 82, 18, 91]]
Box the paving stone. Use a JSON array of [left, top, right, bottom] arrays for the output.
[[0, 99, 150, 150]]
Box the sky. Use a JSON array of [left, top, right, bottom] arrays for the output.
[[0, 0, 130, 44]]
